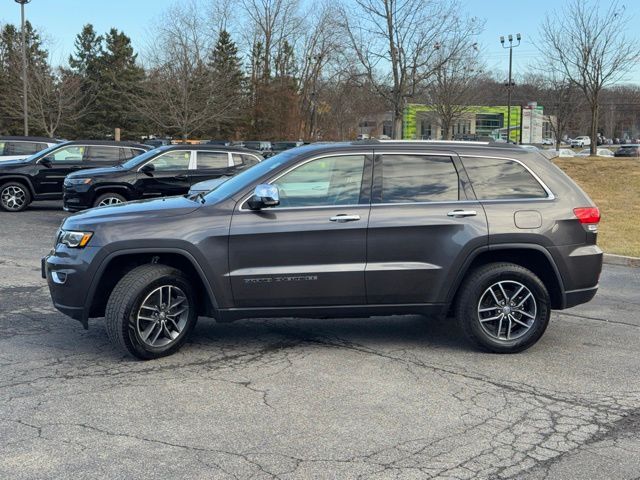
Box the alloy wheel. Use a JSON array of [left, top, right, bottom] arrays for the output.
[[136, 285, 190, 348], [477, 280, 537, 341], [1, 186, 27, 211], [98, 197, 124, 207]]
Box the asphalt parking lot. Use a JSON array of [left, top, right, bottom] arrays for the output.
[[0, 201, 639, 479]]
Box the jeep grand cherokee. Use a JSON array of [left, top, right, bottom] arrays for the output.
[[43, 141, 602, 359]]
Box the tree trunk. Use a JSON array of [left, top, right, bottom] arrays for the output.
[[590, 102, 598, 155], [393, 112, 403, 139]]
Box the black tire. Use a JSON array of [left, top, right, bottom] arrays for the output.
[[105, 264, 198, 360], [93, 192, 127, 208], [455, 262, 550, 353], [0, 181, 32, 212]]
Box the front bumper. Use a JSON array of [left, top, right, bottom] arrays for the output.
[[62, 188, 94, 212], [42, 246, 102, 327]]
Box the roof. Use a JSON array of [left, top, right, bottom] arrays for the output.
[[158, 144, 263, 155], [0, 135, 62, 143], [60, 140, 151, 149]]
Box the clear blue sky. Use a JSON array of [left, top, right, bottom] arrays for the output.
[[2, 0, 640, 83]]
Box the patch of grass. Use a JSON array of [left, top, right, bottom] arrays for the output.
[[554, 156, 640, 257]]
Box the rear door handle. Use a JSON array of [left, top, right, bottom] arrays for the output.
[[330, 214, 361, 222], [447, 210, 477, 218], [174, 174, 188, 180]]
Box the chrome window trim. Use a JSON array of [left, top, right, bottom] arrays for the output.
[[238, 151, 373, 212], [460, 154, 555, 201]]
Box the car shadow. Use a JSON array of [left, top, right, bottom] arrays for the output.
[[187, 314, 471, 353]]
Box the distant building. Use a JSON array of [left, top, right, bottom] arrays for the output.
[[403, 103, 555, 143]]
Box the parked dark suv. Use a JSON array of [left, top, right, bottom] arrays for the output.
[[62, 145, 263, 211], [43, 141, 602, 359], [0, 140, 149, 212]]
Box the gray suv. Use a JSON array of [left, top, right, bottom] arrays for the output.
[[43, 141, 602, 359]]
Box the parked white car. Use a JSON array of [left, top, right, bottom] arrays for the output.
[[0, 136, 60, 162], [570, 136, 591, 147], [543, 148, 576, 159], [541, 138, 554, 145], [576, 148, 614, 157]]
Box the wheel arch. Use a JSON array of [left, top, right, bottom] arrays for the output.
[[94, 185, 135, 200], [86, 248, 219, 322], [447, 244, 566, 310], [0, 175, 36, 197]]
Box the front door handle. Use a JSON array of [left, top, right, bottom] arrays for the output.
[[330, 214, 361, 222], [174, 174, 188, 180], [447, 210, 477, 218]]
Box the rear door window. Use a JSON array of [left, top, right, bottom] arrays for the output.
[[86, 146, 120, 163], [197, 152, 229, 169], [462, 157, 548, 200], [6, 141, 45, 155], [377, 154, 459, 203]]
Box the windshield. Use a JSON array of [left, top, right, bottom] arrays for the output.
[[120, 146, 165, 169], [204, 150, 298, 203]]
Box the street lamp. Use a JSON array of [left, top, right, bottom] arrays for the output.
[[500, 33, 521, 143], [15, 0, 32, 136]]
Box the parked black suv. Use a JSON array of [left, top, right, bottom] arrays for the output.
[[62, 145, 263, 211], [43, 141, 603, 359], [0, 140, 149, 212]]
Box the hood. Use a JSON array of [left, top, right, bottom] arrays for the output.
[[63, 195, 202, 232], [67, 165, 124, 178], [0, 158, 31, 169]]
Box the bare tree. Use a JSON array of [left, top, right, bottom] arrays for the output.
[[242, 0, 301, 80], [340, 0, 481, 139], [135, 2, 236, 139], [423, 44, 483, 140], [538, 74, 584, 149], [295, 2, 341, 139], [539, 0, 640, 154], [27, 68, 88, 137]]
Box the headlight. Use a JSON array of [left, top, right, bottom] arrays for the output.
[[64, 178, 92, 186], [58, 230, 93, 248]]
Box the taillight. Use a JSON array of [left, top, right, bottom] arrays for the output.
[[573, 207, 600, 229]]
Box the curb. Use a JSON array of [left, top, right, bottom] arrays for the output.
[[603, 253, 640, 268]]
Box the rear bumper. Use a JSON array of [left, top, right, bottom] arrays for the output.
[[564, 285, 599, 309]]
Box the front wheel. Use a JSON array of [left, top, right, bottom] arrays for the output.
[[105, 264, 198, 359], [0, 182, 31, 212], [455, 262, 550, 353], [94, 192, 126, 208]]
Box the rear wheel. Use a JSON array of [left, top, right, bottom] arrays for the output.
[[105, 264, 198, 359], [455, 262, 550, 353], [94, 192, 126, 208], [0, 182, 31, 212]]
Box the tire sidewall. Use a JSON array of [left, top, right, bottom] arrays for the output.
[[122, 272, 197, 359], [461, 267, 550, 353], [0, 182, 31, 212]]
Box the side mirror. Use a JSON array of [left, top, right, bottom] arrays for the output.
[[140, 163, 155, 175], [39, 157, 52, 167], [247, 184, 279, 210]]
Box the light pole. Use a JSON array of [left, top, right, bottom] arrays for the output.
[[15, 0, 32, 136], [500, 33, 521, 143]]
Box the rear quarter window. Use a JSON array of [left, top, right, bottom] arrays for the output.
[[462, 157, 548, 200]]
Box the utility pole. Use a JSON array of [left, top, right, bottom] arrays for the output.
[[15, 0, 32, 136], [500, 33, 521, 143]]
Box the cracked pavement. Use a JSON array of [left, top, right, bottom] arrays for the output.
[[1, 202, 639, 479]]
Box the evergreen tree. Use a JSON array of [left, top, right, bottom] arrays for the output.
[[208, 30, 245, 138]]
